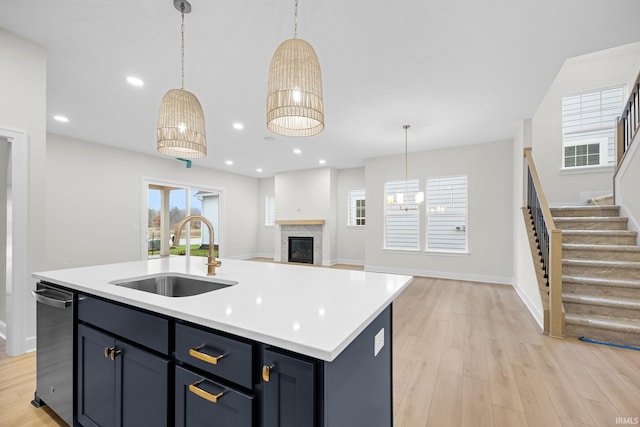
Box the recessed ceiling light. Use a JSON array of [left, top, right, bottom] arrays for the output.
[[319, 159, 326, 164], [293, 148, 302, 154], [256, 168, 263, 173], [233, 122, 244, 130], [53, 115, 69, 123], [225, 160, 233, 166], [126, 76, 144, 87]]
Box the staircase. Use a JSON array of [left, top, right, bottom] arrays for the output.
[[551, 205, 640, 347]]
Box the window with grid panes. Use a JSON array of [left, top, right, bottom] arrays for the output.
[[265, 195, 275, 226], [348, 189, 366, 226]]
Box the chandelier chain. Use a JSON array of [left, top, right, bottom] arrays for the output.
[[180, 6, 185, 89], [293, 0, 299, 38], [404, 124, 410, 197]]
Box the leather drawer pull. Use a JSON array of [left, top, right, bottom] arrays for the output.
[[189, 346, 225, 365], [188, 380, 224, 403]]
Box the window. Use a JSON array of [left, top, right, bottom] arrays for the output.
[[265, 195, 275, 226], [426, 175, 468, 252], [384, 180, 420, 250], [562, 86, 625, 168], [348, 189, 366, 226]]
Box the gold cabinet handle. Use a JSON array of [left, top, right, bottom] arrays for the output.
[[188, 380, 224, 403], [189, 346, 224, 365], [262, 364, 274, 382], [110, 348, 121, 361], [104, 347, 111, 359]]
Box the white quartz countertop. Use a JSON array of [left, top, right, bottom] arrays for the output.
[[33, 258, 413, 361]]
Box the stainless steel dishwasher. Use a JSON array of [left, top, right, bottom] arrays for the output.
[[31, 282, 75, 426]]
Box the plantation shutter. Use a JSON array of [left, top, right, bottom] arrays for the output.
[[385, 180, 420, 250], [427, 176, 468, 252], [265, 195, 275, 226]]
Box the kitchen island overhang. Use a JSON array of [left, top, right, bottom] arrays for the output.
[[33, 257, 413, 362]]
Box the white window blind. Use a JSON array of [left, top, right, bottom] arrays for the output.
[[265, 195, 275, 226], [385, 180, 420, 250], [427, 175, 468, 252], [348, 189, 366, 226], [562, 86, 624, 168]]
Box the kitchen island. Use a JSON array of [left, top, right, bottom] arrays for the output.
[[33, 257, 413, 426]]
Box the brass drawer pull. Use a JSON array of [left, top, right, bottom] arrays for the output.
[[189, 346, 224, 365], [262, 364, 274, 382], [188, 380, 224, 403], [110, 349, 121, 361], [104, 347, 111, 359]]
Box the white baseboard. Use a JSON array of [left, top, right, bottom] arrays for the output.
[[363, 265, 513, 285], [25, 336, 36, 353], [512, 280, 544, 331], [336, 258, 365, 266]]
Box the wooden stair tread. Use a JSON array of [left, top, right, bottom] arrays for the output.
[[563, 259, 640, 268], [561, 229, 637, 236]]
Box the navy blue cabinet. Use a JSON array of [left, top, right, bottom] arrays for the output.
[[175, 365, 254, 427], [262, 349, 315, 427], [77, 324, 169, 427]]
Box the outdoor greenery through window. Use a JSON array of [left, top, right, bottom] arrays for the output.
[[265, 195, 275, 226], [384, 180, 420, 250], [562, 86, 624, 168], [348, 189, 366, 226], [426, 175, 468, 252], [147, 182, 220, 259]]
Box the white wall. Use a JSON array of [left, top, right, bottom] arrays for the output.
[[511, 120, 544, 329], [336, 168, 366, 265], [532, 42, 640, 205], [256, 177, 275, 258], [0, 138, 8, 328], [0, 29, 46, 352], [365, 140, 514, 284], [44, 134, 260, 270]]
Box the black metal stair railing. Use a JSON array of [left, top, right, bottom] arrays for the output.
[[524, 148, 563, 338]]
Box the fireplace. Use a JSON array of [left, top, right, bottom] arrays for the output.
[[288, 236, 314, 264]]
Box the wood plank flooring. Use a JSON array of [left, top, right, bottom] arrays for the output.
[[1, 275, 639, 426]]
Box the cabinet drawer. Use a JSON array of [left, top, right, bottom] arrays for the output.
[[78, 295, 169, 354], [175, 365, 253, 427], [175, 322, 253, 388]]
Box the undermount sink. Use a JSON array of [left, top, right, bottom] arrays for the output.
[[110, 274, 237, 297]]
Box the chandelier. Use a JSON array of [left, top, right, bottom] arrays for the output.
[[387, 125, 424, 211]]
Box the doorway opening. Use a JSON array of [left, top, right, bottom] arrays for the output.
[[144, 180, 222, 260]]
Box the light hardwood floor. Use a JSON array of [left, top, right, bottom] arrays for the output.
[[2, 276, 639, 426]]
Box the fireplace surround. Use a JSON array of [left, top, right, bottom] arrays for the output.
[[278, 222, 323, 265]]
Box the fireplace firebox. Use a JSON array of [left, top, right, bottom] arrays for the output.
[[288, 237, 313, 264]]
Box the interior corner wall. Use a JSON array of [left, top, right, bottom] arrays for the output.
[[512, 120, 544, 329], [44, 134, 260, 270], [336, 168, 365, 265], [615, 130, 640, 235], [531, 42, 640, 205], [364, 139, 514, 284], [0, 28, 46, 350], [257, 177, 275, 258]]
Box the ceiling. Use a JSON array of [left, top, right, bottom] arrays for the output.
[[2, 1, 640, 178]]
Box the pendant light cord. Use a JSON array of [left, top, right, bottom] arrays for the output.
[[180, 5, 185, 89], [293, 0, 299, 38], [404, 125, 410, 198]]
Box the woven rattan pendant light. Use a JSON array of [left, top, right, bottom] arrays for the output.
[[157, 0, 206, 159], [266, 0, 324, 137]]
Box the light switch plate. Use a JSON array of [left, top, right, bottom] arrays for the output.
[[374, 328, 384, 356]]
